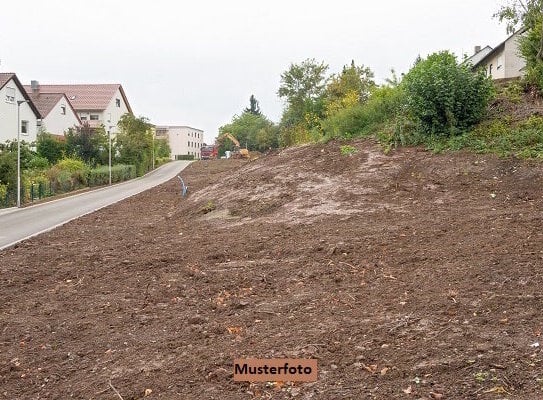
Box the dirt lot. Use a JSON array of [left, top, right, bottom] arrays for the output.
[[1, 139, 543, 399]]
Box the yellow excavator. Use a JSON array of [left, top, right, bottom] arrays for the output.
[[217, 132, 249, 159]]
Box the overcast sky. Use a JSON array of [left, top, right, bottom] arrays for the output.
[[1, 1, 507, 143]]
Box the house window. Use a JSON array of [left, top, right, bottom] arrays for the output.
[[90, 114, 99, 120], [61, 105, 66, 115], [80, 116, 87, 121], [116, 98, 121, 107], [497, 56, 503, 70], [21, 120, 28, 135], [5, 87, 15, 103], [489, 64, 493, 76]]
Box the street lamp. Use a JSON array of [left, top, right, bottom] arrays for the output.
[[108, 128, 112, 185], [152, 130, 155, 170], [16, 100, 28, 208]]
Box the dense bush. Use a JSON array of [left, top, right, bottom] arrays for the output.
[[155, 157, 171, 167], [321, 85, 406, 139], [88, 164, 136, 186], [56, 158, 89, 186], [176, 155, 195, 160], [36, 132, 65, 164], [27, 156, 50, 170], [403, 51, 494, 136]]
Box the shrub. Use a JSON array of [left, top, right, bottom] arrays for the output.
[[176, 155, 195, 161], [0, 183, 7, 206], [88, 164, 136, 186], [403, 51, 494, 136], [56, 157, 87, 173], [321, 85, 406, 139], [28, 156, 50, 170], [155, 157, 171, 167]]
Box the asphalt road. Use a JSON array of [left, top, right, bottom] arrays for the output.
[[0, 161, 192, 250]]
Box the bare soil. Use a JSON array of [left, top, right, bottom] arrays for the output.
[[1, 139, 543, 399]]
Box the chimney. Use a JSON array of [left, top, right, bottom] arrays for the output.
[[31, 80, 40, 94], [474, 46, 481, 54]]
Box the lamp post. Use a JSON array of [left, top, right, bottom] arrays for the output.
[[108, 128, 112, 185], [152, 130, 155, 170], [16, 100, 28, 208]]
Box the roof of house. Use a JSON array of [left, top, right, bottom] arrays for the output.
[[155, 125, 203, 132], [464, 45, 493, 67], [0, 73, 42, 118], [26, 92, 81, 123], [23, 83, 133, 113], [472, 28, 527, 69]]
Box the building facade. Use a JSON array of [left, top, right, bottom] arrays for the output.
[[155, 125, 204, 160], [471, 30, 526, 80], [0, 73, 41, 144]]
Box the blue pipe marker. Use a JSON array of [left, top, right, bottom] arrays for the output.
[[178, 176, 188, 197]]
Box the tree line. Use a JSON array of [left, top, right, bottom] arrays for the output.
[[219, 1, 543, 152]]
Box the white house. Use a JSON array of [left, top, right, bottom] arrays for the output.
[[155, 125, 204, 160], [470, 30, 526, 80], [24, 82, 132, 134], [26, 82, 81, 135], [0, 73, 42, 145]]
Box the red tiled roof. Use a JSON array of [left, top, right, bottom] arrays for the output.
[[0, 73, 16, 90], [27, 92, 63, 117], [25, 91, 82, 123], [0, 73, 42, 118], [23, 84, 132, 113]]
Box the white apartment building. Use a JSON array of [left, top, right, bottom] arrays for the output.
[[155, 125, 204, 160]]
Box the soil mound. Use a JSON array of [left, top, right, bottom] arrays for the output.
[[1, 139, 543, 399]]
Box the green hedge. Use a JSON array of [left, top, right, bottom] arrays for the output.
[[175, 155, 195, 160], [88, 164, 136, 186]]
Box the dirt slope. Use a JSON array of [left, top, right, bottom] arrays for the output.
[[1, 139, 543, 399]]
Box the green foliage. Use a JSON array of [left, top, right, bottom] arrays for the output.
[[36, 132, 65, 164], [154, 138, 171, 159], [279, 123, 312, 147], [495, 1, 543, 90], [244, 95, 262, 116], [55, 158, 89, 187], [219, 112, 278, 154], [321, 84, 406, 139], [0, 140, 34, 191], [325, 60, 375, 116], [27, 156, 50, 170], [518, 20, 543, 89], [340, 145, 358, 156], [415, 116, 543, 158], [65, 123, 108, 166], [176, 154, 195, 160], [278, 59, 329, 137], [0, 151, 17, 188], [0, 184, 7, 204], [56, 158, 87, 173], [116, 114, 154, 176], [88, 164, 136, 186], [155, 157, 171, 167], [403, 51, 494, 136]]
